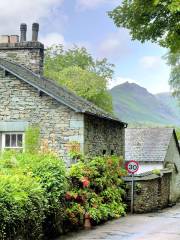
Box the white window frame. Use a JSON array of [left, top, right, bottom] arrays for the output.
[[2, 132, 25, 151]]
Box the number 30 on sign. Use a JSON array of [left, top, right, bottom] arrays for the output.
[[126, 160, 139, 174]]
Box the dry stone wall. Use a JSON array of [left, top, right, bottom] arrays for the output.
[[84, 114, 125, 157], [125, 171, 171, 213]]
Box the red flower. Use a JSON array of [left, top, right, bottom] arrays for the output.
[[81, 177, 90, 188]]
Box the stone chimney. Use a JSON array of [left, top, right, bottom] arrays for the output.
[[0, 23, 44, 75]]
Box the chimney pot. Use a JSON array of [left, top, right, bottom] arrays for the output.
[[10, 35, 19, 44], [0, 35, 10, 44], [32, 23, 39, 41], [20, 23, 27, 42]]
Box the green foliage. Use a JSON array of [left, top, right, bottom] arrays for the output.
[[109, 0, 180, 53], [45, 45, 114, 80], [49, 66, 113, 113], [44, 45, 114, 113], [25, 126, 40, 153], [165, 51, 180, 99], [0, 151, 67, 239], [152, 169, 161, 175], [0, 174, 46, 240], [176, 128, 180, 140], [0, 151, 127, 238], [65, 156, 127, 226], [135, 183, 142, 194]]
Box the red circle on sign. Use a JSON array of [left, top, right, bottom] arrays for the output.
[[125, 160, 139, 174]]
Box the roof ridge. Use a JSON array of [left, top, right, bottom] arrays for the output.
[[0, 57, 124, 124]]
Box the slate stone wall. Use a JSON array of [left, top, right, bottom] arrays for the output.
[[84, 114, 125, 157], [0, 70, 84, 166], [0, 42, 44, 75], [125, 172, 171, 213]]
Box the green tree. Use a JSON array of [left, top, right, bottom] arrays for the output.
[[165, 50, 180, 98], [109, 0, 180, 52], [44, 45, 114, 113]]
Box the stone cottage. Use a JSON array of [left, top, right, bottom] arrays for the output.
[[0, 23, 127, 166], [125, 128, 180, 202]]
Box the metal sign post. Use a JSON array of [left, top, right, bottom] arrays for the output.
[[125, 160, 139, 214], [131, 173, 134, 214]]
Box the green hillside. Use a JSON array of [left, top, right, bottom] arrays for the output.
[[110, 82, 180, 126]]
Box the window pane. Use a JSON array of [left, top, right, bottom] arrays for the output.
[[11, 134, 17, 147], [17, 134, 23, 147], [5, 134, 10, 147]]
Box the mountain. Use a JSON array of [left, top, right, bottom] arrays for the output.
[[110, 82, 180, 126]]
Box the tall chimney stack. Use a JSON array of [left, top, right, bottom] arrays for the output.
[[0, 23, 44, 75], [20, 23, 27, 42], [32, 23, 39, 41]]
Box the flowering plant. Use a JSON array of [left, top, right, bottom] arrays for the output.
[[65, 155, 127, 226]]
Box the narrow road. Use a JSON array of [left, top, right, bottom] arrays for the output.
[[58, 204, 180, 240]]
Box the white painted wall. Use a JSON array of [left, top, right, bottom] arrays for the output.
[[130, 162, 163, 174]]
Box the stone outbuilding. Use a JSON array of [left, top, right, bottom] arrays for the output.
[[0, 23, 127, 166], [125, 128, 180, 202]]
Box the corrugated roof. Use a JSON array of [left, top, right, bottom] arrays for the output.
[[125, 128, 180, 162], [0, 58, 125, 124]]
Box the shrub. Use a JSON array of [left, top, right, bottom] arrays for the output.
[[65, 156, 127, 227], [0, 173, 46, 239], [0, 151, 68, 239]]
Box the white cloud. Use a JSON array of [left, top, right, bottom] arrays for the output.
[[40, 33, 65, 48], [109, 76, 138, 89], [76, 0, 119, 10], [140, 56, 164, 70], [98, 29, 131, 59], [40, 33, 92, 54], [0, 0, 64, 37]]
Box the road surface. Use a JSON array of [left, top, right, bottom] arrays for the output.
[[57, 203, 180, 240]]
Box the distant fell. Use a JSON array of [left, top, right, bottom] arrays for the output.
[[110, 82, 180, 126]]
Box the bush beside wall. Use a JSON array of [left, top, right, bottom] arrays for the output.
[[0, 152, 126, 239], [65, 156, 127, 228], [0, 151, 67, 240]]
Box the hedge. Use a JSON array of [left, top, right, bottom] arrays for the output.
[[0, 152, 127, 239]]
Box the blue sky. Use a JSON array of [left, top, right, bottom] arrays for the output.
[[0, 0, 170, 93]]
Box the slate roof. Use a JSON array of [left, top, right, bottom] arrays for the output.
[[123, 168, 172, 181], [0, 58, 125, 124], [125, 128, 180, 162]]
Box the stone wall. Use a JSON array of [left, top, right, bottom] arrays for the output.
[[84, 114, 125, 157], [124, 170, 172, 213], [0, 42, 44, 75], [0, 70, 84, 166]]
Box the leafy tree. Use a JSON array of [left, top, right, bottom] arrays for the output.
[[109, 0, 180, 53], [165, 50, 180, 98], [44, 45, 114, 113], [47, 66, 113, 113]]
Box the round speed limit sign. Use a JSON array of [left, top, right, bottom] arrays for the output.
[[126, 160, 139, 174]]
